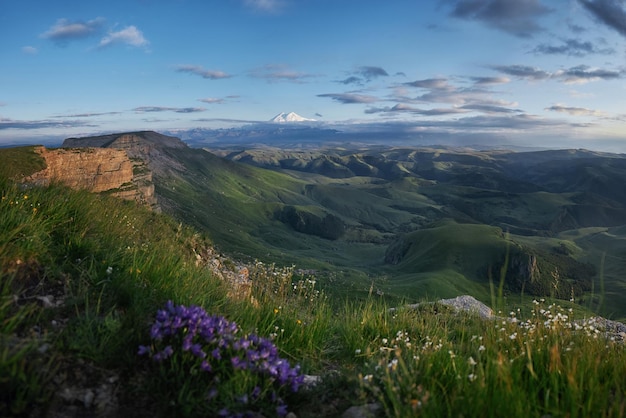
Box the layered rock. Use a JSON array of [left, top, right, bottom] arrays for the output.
[[63, 131, 188, 179], [24, 146, 158, 210]]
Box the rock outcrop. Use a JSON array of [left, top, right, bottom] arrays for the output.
[[63, 131, 188, 179], [24, 146, 158, 210]]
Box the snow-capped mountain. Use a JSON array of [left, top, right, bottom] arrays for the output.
[[270, 112, 316, 123]]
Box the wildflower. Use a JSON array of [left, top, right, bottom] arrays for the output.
[[139, 301, 304, 416], [106, 266, 113, 275], [467, 356, 477, 366], [468, 373, 477, 382], [276, 404, 288, 417], [478, 345, 486, 352], [382, 338, 388, 345], [355, 349, 362, 355]]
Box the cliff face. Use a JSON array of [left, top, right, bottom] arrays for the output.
[[25, 146, 159, 210], [62, 131, 188, 178]]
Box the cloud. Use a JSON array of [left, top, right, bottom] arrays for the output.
[[492, 63, 622, 84], [460, 104, 520, 113], [357, 66, 389, 80], [447, 0, 551, 37], [532, 38, 614, 56], [579, 0, 626, 37], [404, 78, 450, 89], [22, 46, 38, 55], [0, 117, 94, 130], [491, 64, 552, 80], [399, 76, 518, 111], [176, 65, 232, 80], [98, 26, 149, 49], [365, 103, 468, 115], [244, 0, 286, 13], [432, 114, 586, 130], [337, 66, 389, 85], [133, 106, 206, 113], [52, 111, 121, 118], [555, 65, 622, 84], [199, 98, 224, 104], [545, 104, 605, 117], [337, 76, 363, 85], [41, 17, 105, 43], [469, 76, 510, 85], [316, 93, 378, 104], [198, 96, 239, 104], [249, 64, 315, 83]]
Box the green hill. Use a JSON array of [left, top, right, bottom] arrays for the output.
[[6, 135, 626, 318], [2, 144, 626, 418]]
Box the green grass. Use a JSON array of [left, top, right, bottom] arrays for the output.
[[2, 166, 626, 416], [0, 146, 46, 179]]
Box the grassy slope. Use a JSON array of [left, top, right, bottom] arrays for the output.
[[2, 147, 625, 417], [5, 144, 624, 318], [204, 146, 626, 318], [0, 146, 46, 179]]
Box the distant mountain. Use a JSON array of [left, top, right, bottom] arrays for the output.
[[270, 112, 316, 123]]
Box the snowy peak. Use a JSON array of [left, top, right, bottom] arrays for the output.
[[270, 112, 316, 123]]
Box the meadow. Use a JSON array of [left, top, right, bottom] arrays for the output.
[[2, 163, 626, 417]]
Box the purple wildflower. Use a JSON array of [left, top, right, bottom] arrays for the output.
[[139, 301, 305, 416]]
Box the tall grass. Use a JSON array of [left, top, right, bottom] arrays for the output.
[[356, 300, 626, 417], [2, 175, 626, 417]]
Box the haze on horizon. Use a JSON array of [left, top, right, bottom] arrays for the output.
[[1, 0, 625, 151]]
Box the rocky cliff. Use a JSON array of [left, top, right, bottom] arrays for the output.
[[24, 146, 159, 210], [63, 131, 188, 179]]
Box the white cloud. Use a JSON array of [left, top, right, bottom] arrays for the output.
[[41, 18, 105, 42], [98, 26, 149, 49], [22, 46, 38, 54], [176, 65, 232, 80]]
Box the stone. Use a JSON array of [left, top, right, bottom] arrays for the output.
[[24, 146, 158, 210], [438, 295, 493, 319], [389, 294, 493, 319]]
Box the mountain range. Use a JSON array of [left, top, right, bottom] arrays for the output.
[[6, 130, 626, 319]]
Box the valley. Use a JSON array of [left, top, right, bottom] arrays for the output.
[[203, 145, 626, 318], [3, 132, 626, 417], [10, 132, 626, 319]]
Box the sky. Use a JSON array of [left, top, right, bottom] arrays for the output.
[[1, 0, 625, 151]]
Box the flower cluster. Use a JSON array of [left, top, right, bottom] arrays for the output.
[[139, 301, 304, 417]]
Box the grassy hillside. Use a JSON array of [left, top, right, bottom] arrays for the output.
[[5, 141, 625, 321], [202, 145, 626, 318], [2, 163, 626, 417], [0, 146, 46, 179]]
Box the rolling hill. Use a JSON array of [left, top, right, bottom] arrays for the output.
[[5, 132, 626, 318]]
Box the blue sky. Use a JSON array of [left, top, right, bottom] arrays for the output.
[[1, 0, 625, 150]]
